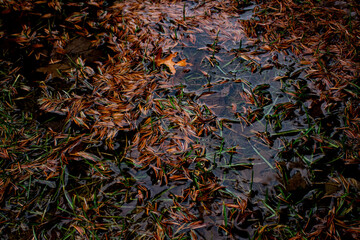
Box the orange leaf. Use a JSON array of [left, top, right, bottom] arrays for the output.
[[261, 45, 272, 51], [155, 49, 191, 74], [300, 60, 312, 65], [175, 59, 192, 67], [155, 49, 177, 74], [200, 70, 209, 77], [41, 13, 53, 18]]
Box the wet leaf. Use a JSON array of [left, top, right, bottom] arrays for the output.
[[325, 182, 341, 195], [155, 49, 191, 74], [73, 151, 101, 162], [72, 225, 85, 236], [286, 172, 308, 191], [300, 60, 311, 65]]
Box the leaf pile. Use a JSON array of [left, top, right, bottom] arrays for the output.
[[240, 0, 360, 239], [0, 1, 259, 239], [0, 0, 359, 239]]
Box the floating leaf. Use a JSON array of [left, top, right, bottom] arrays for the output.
[[175, 59, 192, 67], [155, 49, 191, 74]]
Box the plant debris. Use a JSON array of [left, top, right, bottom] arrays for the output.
[[0, 0, 359, 239]]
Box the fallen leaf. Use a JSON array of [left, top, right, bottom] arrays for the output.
[[36, 63, 70, 78], [176, 59, 192, 67], [261, 45, 272, 51], [155, 49, 191, 74], [41, 13, 53, 18], [239, 54, 251, 61], [300, 60, 312, 65], [155, 49, 177, 74], [273, 75, 288, 81], [200, 70, 209, 77], [73, 151, 100, 162], [72, 225, 85, 236]]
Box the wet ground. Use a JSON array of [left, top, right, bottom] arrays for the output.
[[0, 0, 359, 239]]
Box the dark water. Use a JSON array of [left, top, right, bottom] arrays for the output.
[[122, 1, 316, 238]]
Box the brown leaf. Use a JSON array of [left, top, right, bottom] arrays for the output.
[[300, 60, 312, 65], [36, 63, 70, 78], [41, 13, 53, 18], [239, 54, 251, 61], [73, 151, 100, 162], [273, 75, 288, 81], [72, 225, 85, 236], [261, 45, 272, 51]]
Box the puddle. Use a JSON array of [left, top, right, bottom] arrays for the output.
[[118, 0, 315, 236], [127, 0, 311, 183]]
